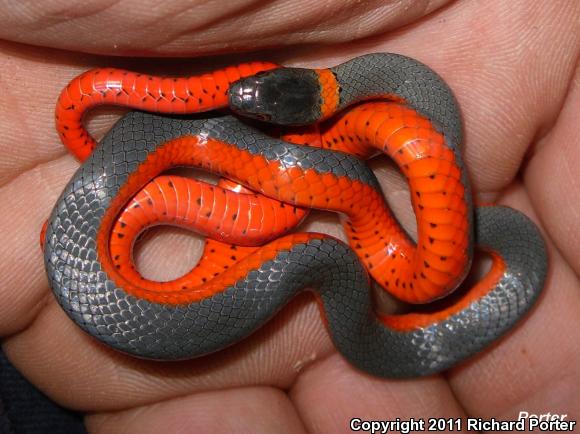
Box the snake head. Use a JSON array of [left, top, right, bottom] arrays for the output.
[[228, 68, 322, 125]]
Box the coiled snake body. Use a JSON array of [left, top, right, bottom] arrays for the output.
[[43, 53, 547, 377]]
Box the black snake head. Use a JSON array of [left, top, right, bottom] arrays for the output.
[[228, 68, 322, 125]]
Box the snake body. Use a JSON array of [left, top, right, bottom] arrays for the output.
[[43, 53, 547, 377]]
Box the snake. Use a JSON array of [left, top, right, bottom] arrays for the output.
[[43, 53, 547, 378]]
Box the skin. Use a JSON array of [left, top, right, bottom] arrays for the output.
[[0, 0, 579, 432]]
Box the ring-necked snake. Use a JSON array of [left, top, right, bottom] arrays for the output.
[[43, 53, 547, 377]]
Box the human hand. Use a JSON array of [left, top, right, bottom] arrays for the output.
[[0, 1, 578, 432]]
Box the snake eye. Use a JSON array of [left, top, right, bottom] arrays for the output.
[[254, 113, 272, 122], [252, 70, 271, 78]]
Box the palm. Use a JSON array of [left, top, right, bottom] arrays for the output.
[[0, 1, 578, 432]]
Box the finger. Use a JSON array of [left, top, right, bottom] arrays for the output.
[[0, 41, 135, 185], [525, 65, 580, 273], [85, 387, 307, 434], [0, 41, 70, 186], [0, 155, 75, 335], [448, 186, 580, 417], [1, 290, 335, 411], [290, 355, 467, 434], [0, 0, 448, 55]]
